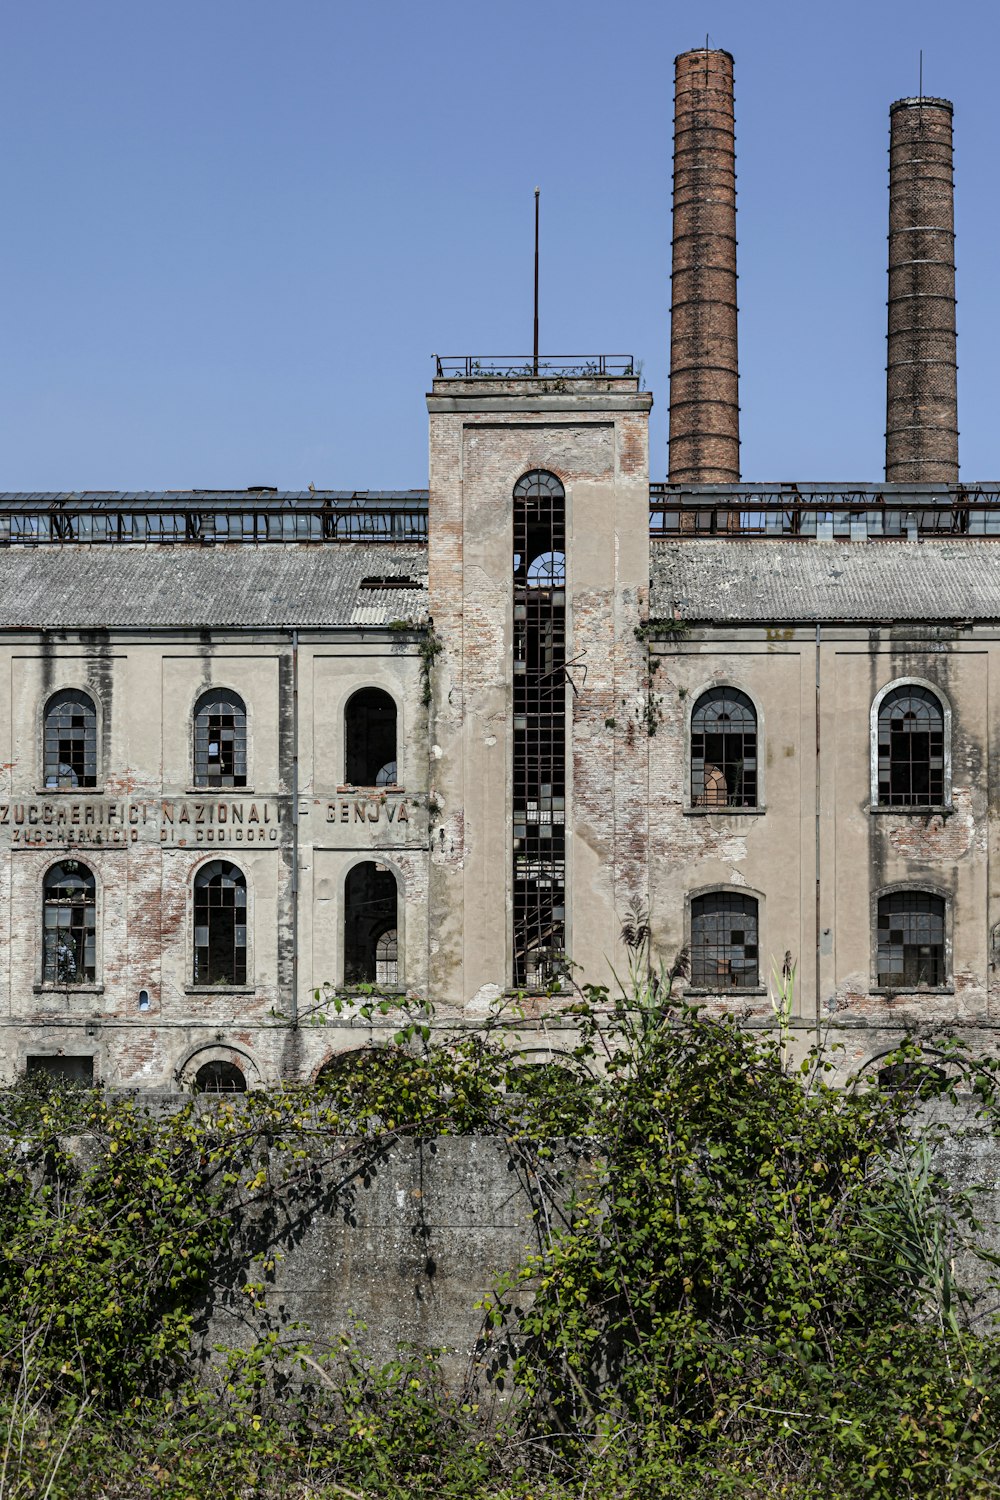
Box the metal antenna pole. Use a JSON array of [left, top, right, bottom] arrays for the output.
[[919, 49, 923, 98], [533, 188, 540, 376]]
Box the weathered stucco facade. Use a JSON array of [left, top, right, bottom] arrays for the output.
[[4, 49, 998, 1089]]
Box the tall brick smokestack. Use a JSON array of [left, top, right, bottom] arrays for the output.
[[668, 48, 740, 484], [885, 97, 958, 483]]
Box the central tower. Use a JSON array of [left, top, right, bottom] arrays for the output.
[[426, 361, 652, 1015]]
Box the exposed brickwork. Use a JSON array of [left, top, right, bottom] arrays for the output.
[[885, 97, 959, 483], [668, 49, 740, 484]]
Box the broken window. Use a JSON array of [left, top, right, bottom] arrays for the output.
[[193, 861, 247, 986], [691, 687, 757, 808], [345, 688, 397, 786], [876, 684, 944, 806], [44, 689, 97, 789], [193, 690, 248, 788], [344, 862, 399, 986], [876, 890, 945, 988], [690, 891, 759, 988], [43, 860, 96, 984], [513, 469, 567, 989], [194, 1060, 247, 1093]]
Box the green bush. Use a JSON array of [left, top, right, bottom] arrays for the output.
[[2, 980, 1000, 1497]]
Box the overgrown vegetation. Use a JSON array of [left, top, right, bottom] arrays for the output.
[[3, 969, 1000, 1497]]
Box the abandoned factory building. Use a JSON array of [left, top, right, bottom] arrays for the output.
[[3, 49, 997, 1090]]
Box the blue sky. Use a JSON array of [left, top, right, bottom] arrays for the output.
[[0, 0, 996, 490]]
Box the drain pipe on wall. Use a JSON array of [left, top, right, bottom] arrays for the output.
[[290, 627, 299, 1029], [815, 622, 822, 1027]]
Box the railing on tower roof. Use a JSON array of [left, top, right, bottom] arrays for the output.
[[0, 491, 429, 546], [649, 483, 1000, 540], [434, 354, 635, 378]]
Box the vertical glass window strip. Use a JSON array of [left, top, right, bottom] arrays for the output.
[[876, 890, 945, 988], [43, 861, 96, 984], [44, 690, 97, 789], [344, 862, 399, 986], [876, 685, 945, 806], [193, 691, 248, 788], [345, 689, 398, 786], [513, 470, 567, 989], [690, 688, 758, 808], [690, 892, 759, 988], [193, 861, 247, 985]]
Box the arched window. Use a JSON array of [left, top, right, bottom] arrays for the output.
[[690, 891, 759, 988], [876, 890, 945, 988], [43, 690, 97, 789], [875, 684, 945, 807], [193, 861, 247, 986], [344, 688, 397, 786], [691, 688, 757, 808], [194, 1060, 247, 1093], [193, 690, 247, 788], [344, 862, 399, 986], [43, 861, 96, 984]]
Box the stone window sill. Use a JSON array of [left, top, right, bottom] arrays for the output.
[[34, 983, 104, 994], [185, 787, 257, 796], [336, 785, 406, 795], [185, 985, 257, 996], [684, 986, 768, 997], [683, 806, 766, 818], [34, 787, 106, 797], [869, 986, 955, 997], [867, 804, 952, 816]]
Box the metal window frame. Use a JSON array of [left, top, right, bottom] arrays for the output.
[[687, 887, 762, 991], [512, 469, 567, 991], [42, 859, 98, 985], [42, 688, 99, 790], [192, 859, 249, 986], [193, 688, 249, 789], [871, 883, 951, 991], [689, 684, 760, 810]]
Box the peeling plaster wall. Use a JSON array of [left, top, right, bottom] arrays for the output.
[[426, 378, 652, 1014], [646, 622, 997, 1077], [0, 632, 430, 1088]]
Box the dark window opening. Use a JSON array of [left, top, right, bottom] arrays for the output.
[[690, 891, 759, 988], [194, 1060, 247, 1093], [194, 690, 247, 788], [877, 685, 944, 807], [691, 688, 758, 809], [43, 861, 96, 984], [193, 861, 247, 986], [345, 688, 397, 786], [877, 1061, 946, 1091], [513, 470, 567, 989], [26, 1055, 94, 1086], [876, 890, 945, 988], [344, 862, 399, 986], [44, 689, 97, 789]]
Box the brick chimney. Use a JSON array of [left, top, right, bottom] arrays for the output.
[[885, 97, 958, 483], [668, 48, 740, 484]]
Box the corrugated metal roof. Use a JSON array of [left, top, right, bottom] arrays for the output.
[[650, 539, 1000, 623], [0, 544, 428, 629]]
